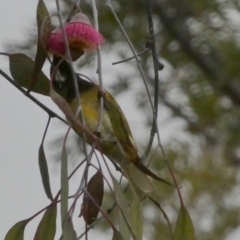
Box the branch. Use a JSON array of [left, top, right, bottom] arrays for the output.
[[0, 69, 68, 124], [141, 0, 163, 161]]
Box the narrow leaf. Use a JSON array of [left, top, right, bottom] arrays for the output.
[[112, 228, 125, 240], [60, 145, 72, 240], [112, 176, 130, 240], [80, 170, 104, 225], [9, 53, 50, 96], [119, 209, 130, 239], [38, 143, 53, 200], [29, 0, 51, 93], [173, 205, 194, 240], [36, 0, 52, 46], [61, 146, 68, 217], [62, 215, 77, 240], [112, 176, 129, 208], [34, 205, 57, 240], [130, 199, 143, 240], [4, 219, 29, 240]]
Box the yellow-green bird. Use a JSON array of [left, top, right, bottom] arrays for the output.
[[51, 55, 171, 199]]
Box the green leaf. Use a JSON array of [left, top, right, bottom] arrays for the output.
[[61, 145, 68, 219], [80, 170, 104, 225], [38, 143, 53, 200], [28, 0, 51, 94], [34, 205, 57, 240], [173, 205, 194, 240], [62, 216, 77, 240], [4, 219, 29, 240], [36, 0, 51, 44], [60, 145, 75, 240], [119, 209, 130, 239], [112, 228, 125, 240], [9, 53, 50, 96], [112, 176, 129, 211], [130, 199, 143, 240], [112, 176, 130, 240]]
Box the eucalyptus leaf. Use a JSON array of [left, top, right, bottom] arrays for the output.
[[33, 205, 57, 240], [62, 216, 77, 240], [9, 53, 50, 96], [29, 0, 51, 93], [112, 228, 125, 240], [38, 143, 53, 200], [130, 199, 143, 240], [60, 145, 68, 218], [173, 205, 194, 240], [112, 176, 131, 240], [60, 145, 72, 240], [4, 219, 29, 240], [80, 170, 104, 225]]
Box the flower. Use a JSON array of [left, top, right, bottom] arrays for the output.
[[46, 13, 104, 60], [65, 13, 104, 51], [46, 28, 65, 56]]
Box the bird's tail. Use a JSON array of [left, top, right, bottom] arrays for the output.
[[134, 161, 173, 186]]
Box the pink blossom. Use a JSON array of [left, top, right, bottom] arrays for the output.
[[46, 28, 65, 56], [46, 13, 104, 59], [65, 21, 104, 50]]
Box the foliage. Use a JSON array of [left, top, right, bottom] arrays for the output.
[[1, 0, 240, 240]]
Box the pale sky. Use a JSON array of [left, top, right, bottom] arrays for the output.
[[0, 0, 60, 239], [1, 1, 240, 240], [0, 1, 152, 239]]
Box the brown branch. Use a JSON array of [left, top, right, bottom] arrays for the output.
[[141, 0, 164, 161], [0, 69, 68, 124]]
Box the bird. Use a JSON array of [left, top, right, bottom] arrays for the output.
[[50, 55, 171, 199]]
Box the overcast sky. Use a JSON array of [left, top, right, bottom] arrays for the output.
[[0, 0, 95, 239], [0, 1, 59, 239], [0, 1, 152, 239], [1, 1, 240, 240]]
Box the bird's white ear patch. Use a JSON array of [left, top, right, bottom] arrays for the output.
[[55, 70, 67, 82]]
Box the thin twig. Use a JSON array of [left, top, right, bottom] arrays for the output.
[[106, 0, 155, 114], [83, 190, 117, 230], [149, 196, 173, 237], [70, 147, 96, 216], [112, 48, 149, 65], [54, 157, 87, 201], [0, 69, 68, 125], [141, 4, 181, 213], [41, 116, 51, 145], [77, 162, 117, 239], [141, 0, 162, 160], [75, 2, 105, 224], [78, 169, 130, 239], [90, 0, 104, 133], [76, 0, 82, 9], [55, 1, 92, 210], [55, 0, 81, 114], [54, 2, 89, 157], [65, 4, 78, 22], [60, 127, 71, 223]]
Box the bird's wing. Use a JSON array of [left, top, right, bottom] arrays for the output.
[[103, 91, 139, 164]]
